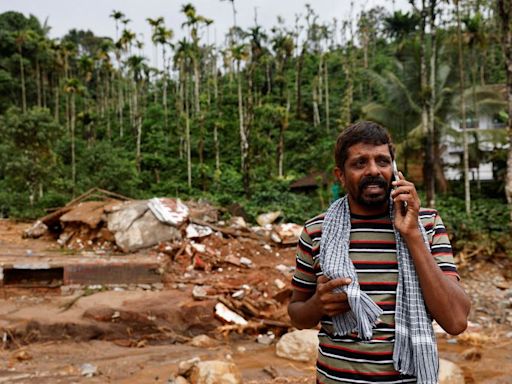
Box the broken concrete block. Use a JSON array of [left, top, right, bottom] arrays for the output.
[[214, 303, 247, 325], [113, 209, 181, 252], [439, 358, 465, 384], [22, 220, 48, 239], [189, 334, 219, 348], [148, 197, 189, 227]]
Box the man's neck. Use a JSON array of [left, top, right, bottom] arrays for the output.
[[347, 195, 389, 216]]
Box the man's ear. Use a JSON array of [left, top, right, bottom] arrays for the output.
[[334, 167, 345, 188]]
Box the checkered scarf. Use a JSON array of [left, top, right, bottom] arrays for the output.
[[319, 196, 439, 384]]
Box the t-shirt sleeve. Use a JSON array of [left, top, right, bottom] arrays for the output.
[[424, 210, 459, 279], [291, 226, 318, 292]]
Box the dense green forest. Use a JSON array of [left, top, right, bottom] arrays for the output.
[[0, 0, 511, 246]]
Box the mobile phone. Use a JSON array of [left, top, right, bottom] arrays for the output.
[[392, 160, 408, 214]]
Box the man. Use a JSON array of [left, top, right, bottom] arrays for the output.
[[288, 121, 470, 384]]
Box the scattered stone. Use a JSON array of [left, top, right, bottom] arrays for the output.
[[13, 350, 32, 362], [256, 211, 281, 227], [189, 361, 242, 384], [229, 216, 247, 229], [224, 255, 241, 266], [239, 257, 252, 267], [439, 359, 464, 384], [276, 329, 319, 362], [231, 289, 245, 299], [447, 338, 458, 345], [274, 279, 286, 290], [190, 335, 219, 348], [22, 220, 48, 239], [192, 285, 209, 300], [257, 331, 276, 345], [80, 363, 98, 377], [178, 357, 201, 376]]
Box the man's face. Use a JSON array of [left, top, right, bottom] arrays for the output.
[[335, 142, 393, 210]]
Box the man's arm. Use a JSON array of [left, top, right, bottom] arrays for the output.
[[392, 173, 471, 335], [288, 276, 351, 329]]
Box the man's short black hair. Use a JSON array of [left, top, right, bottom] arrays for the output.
[[335, 121, 395, 170]]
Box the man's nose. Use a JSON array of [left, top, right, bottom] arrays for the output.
[[366, 160, 380, 176]]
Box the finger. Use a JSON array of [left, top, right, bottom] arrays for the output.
[[322, 277, 352, 291], [317, 275, 329, 285], [321, 291, 348, 303]]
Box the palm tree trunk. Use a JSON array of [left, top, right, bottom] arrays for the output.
[[324, 55, 330, 132], [418, 0, 434, 207], [70, 92, 76, 197], [278, 95, 290, 178], [295, 48, 304, 119], [497, 0, 512, 222], [18, 46, 27, 114], [135, 82, 142, 173], [456, 0, 471, 215], [36, 59, 42, 108], [186, 78, 192, 189]]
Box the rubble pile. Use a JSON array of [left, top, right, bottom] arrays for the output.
[[21, 189, 303, 336]]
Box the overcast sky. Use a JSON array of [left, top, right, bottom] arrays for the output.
[[1, 0, 411, 65]]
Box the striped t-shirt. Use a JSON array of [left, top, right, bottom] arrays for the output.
[[291, 209, 459, 384]]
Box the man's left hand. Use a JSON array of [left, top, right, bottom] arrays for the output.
[[391, 171, 421, 237]]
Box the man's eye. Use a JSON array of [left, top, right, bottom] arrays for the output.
[[378, 159, 391, 166], [355, 160, 366, 167]]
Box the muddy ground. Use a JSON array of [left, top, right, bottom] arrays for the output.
[[0, 219, 511, 383]]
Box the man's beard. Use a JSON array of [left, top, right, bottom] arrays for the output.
[[355, 175, 391, 207]]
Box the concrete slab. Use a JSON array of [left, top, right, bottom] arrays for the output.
[[0, 247, 164, 287]]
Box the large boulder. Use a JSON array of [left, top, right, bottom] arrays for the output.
[[188, 361, 242, 384], [109, 206, 181, 252], [275, 329, 319, 362]]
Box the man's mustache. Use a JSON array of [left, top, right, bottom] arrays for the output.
[[358, 176, 389, 192]]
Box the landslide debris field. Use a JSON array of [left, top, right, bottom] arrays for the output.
[[0, 194, 511, 383]]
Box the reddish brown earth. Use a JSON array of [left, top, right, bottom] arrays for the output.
[[0, 219, 511, 383]]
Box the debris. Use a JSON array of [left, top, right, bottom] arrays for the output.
[[256, 211, 281, 227], [148, 198, 189, 226], [257, 331, 276, 345], [274, 223, 302, 245], [224, 255, 241, 266], [239, 257, 253, 268], [274, 279, 286, 290], [22, 220, 48, 239], [192, 285, 209, 300], [215, 303, 248, 325], [168, 376, 189, 384], [80, 363, 98, 377], [270, 232, 282, 244], [231, 290, 245, 300], [229, 216, 247, 229], [186, 224, 213, 238]]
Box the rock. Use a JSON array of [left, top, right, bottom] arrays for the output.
[[229, 216, 247, 229], [178, 357, 201, 376], [107, 200, 148, 233], [80, 363, 98, 377], [257, 331, 275, 345], [256, 211, 281, 226], [192, 285, 209, 300], [439, 358, 465, 384], [189, 361, 242, 384], [111, 209, 182, 252], [275, 329, 319, 362], [168, 376, 189, 384], [190, 335, 219, 348], [239, 257, 252, 267]]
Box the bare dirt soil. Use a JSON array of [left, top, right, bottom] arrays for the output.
[[0, 219, 511, 383]]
